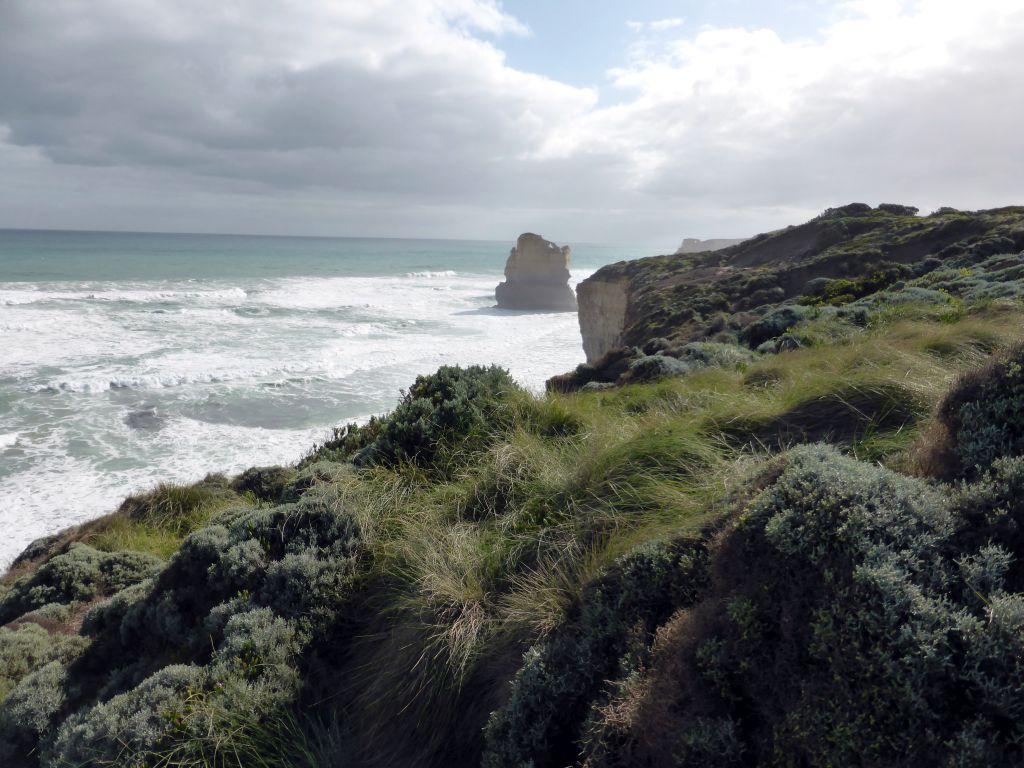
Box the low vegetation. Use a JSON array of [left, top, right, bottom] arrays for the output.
[[4, 206, 1024, 767]]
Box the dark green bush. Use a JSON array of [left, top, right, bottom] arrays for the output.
[[670, 342, 754, 369], [40, 603, 307, 766], [739, 305, 810, 348], [938, 345, 1024, 475], [113, 490, 361, 663], [231, 465, 298, 504], [305, 365, 519, 469], [948, 456, 1024, 592], [482, 540, 709, 768]]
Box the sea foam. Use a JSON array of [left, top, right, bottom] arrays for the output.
[[0, 266, 595, 568]]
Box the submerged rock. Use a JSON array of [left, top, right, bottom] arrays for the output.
[[495, 233, 577, 311], [124, 406, 164, 432]]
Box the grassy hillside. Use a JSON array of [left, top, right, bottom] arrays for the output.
[[555, 203, 1024, 390], [4, 206, 1024, 767]]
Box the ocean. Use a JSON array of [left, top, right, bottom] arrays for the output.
[[0, 229, 647, 567]]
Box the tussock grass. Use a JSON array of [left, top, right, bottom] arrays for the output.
[[8, 299, 1024, 768], [361, 307, 1024, 710], [74, 477, 242, 560]]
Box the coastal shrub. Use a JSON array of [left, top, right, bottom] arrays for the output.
[[0, 661, 70, 762], [232, 465, 298, 504], [626, 355, 692, 382], [0, 545, 161, 625], [948, 456, 1024, 592], [80, 580, 152, 638], [45, 609, 304, 767], [205, 609, 300, 711], [669, 342, 754, 369], [805, 266, 910, 306], [9, 535, 62, 570], [640, 337, 673, 355], [482, 539, 709, 768], [0, 624, 88, 703], [122, 610, 303, 768], [592, 446, 1024, 767], [305, 365, 520, 469], [112, 492, 361, 662], [739, 305, 810, 348], [878, 203, 920, 216], [45, 664, 206, 767], [936, 344, 1024, 476]]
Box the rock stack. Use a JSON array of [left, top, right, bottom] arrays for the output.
[[495, 233, 577, 311]]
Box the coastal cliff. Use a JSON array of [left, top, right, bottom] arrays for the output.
[[675, 236, 745, 254], [564, 203, 1024, 388], [7, 204, 1024, 768], [576, 275, 629, 363]]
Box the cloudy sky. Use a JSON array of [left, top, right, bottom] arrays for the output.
[[0, 0, 1022, 247]]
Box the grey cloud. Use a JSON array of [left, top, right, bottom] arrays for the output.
[[0, 1, 1022, 245], [0, 1, 596, 205]]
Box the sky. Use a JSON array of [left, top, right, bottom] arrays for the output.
[[0, 1, 1022, 249]]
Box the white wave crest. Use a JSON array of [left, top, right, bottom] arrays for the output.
[[0, 286, 248, 306], [405, 270, 458, 278]]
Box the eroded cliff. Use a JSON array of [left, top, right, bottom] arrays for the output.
[[564, 204, 1024, 389], [576, 276, 629, 363]]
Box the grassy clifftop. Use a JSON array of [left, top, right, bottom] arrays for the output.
[[5, 207, 1024, 766], [558, 203, 1024, 390]]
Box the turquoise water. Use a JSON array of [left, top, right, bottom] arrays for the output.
[[0, 229, 647, 566], [0, 229, 624, 281]]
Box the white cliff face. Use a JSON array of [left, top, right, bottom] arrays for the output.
[[676, 237, 745, 254], [576, 276, 630, 364], [495, 233, 577, 311]]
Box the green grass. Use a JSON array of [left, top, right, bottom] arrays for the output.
[[7, 298, 1024, 768], [38, 477, 248, 563]]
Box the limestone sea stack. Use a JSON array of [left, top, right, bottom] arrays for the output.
[[495, 233, 577, 311]]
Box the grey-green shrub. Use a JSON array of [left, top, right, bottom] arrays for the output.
[[626, 355, 692, 382], [45, 664, 205, 767], [0, 662, 71, 762], [0, 545, 162, 625], [739, 305, 811, 347], [0, 625, 88, 703], [671, 341, 754, 369], [231, 465, 298, 503], [942, 349, 1024, 474], [596, 445, 1024, 767]]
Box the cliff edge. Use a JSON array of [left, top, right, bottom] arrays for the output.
[[565, 204, 1024, 384]]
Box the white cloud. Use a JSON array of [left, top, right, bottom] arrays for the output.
[[542, 0, 1024, 228], [0, 0, 1022, 244]]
